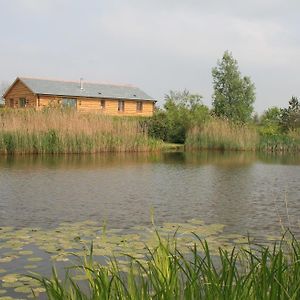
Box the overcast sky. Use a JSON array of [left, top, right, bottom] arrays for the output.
[[0, 0, 299, 113]]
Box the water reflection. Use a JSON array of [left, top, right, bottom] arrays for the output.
[[0, 151, 261, 170], [0, 151, 299, 239]]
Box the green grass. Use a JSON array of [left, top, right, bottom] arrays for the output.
[[32, 231, 300, 300]]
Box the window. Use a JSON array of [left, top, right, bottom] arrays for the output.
[[100, 100, 105, 109], [9, 99, 14, 108], [19, 98, 26, 108], [136, 101, 143, 112], [62, 98, 77, 108], [118, 100, 125, 112]]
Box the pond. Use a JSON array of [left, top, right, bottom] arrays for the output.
[[0, 151, 300, 298]]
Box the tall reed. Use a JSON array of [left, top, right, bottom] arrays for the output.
[[258, 131, 300, 152], [186, 119, 259, 151], [0, 109, 161, 154], [32, 231, 300, 300]]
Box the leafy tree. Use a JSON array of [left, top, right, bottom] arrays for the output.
[[163, 90, 210, 143], [143, 109, 169, 141], [280, 96, 300, 132], [212, 51, 255, 123], [144, 90, 210, 143], [259, 107, 282, 135]]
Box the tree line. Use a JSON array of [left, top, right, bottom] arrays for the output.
[[144, 51, 299, 144]]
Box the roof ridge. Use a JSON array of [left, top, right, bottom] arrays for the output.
[[20, 77, 137, 88]]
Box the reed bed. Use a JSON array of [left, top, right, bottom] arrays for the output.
[[258, 132, 300, 153], [33, 231, 300, 300], [186, 119, 300, 152], [186, 119, 259, 151], [0, 109, 161, 154]]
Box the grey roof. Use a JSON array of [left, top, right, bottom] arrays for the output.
[[19, 77, 154, 101]]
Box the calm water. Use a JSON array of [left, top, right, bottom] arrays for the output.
[[1, 151, 300, 237]]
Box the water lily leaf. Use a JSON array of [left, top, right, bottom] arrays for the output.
[[72, 274, 88, 281], [1, 274, 19, 283], [0, 269, 6, 274], [18, 250, 33, 256], [0, 290, 6, 295], [14, 286, 32, 293], [31, 287, 45, 293], [27, 257, 43, 262], [24, 265, 38, 269], [1, 282, 20, 288], [0, 256, 19, 263], [0, 296, 14, 300]]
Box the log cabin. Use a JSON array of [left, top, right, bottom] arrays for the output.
[[3, 77, 156, 116]]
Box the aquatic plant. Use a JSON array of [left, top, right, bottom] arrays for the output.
[[31, 230, 300, 300], [186, 118, 300, 152], [0, 109, 162, 154], [186, 118, 258, 151], [258, 131, 300, 152]]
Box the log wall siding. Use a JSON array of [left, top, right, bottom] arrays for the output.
[[5, 80, 37, 108], [36, 95, 154, 116]]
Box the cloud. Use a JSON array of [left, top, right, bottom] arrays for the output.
[[0, 0, 299, 112]]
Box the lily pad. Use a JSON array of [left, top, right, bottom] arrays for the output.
[[1, 274, 19, 283], [0, 256, 18, 263], [18, 250, 33, 256], [27, 257, 43, 262], [14, 286, 32, 293], [24, 265, 38, 269], [72, 274, 88, 281]]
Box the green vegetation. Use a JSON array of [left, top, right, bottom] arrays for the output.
[[144, 51, 299, 152], [0, 109, 162, 154], [212, 51, 255, 123], [257, 97, 300, 152], [186, 119, 258, 151], [31, 230, 300, 300], [143, 90, 210, 144], [1, 52, 299, 153]]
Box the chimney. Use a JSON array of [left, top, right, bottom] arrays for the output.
[[80, 77, 84, 90]]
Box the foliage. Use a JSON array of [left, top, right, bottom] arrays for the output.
[[145, 90, 210, 144], [280, 96, 300, 132], [33, 230, 300, 300], [139, 109, 169, 141], [259, 107, 282, 136], [212, 51, 255, 123]]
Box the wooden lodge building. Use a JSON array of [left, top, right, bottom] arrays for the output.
[[3, 77, 156, 116]]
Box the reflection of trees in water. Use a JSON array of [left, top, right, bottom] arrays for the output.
[[0, 153, 163, 171], [258, 152, 300, 165], [184, 151, 256, 168], [1, 151, 299, 171]]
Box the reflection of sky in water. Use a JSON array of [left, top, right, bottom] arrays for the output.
[[0, 152, 299, 237], [0, 151, 300, 298]]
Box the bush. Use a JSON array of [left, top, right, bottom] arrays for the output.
[[142, 90, 211, 144]]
